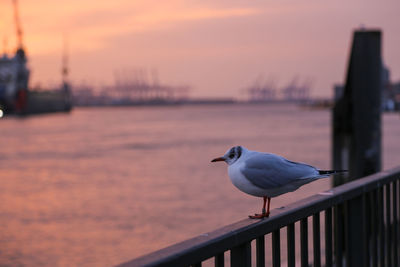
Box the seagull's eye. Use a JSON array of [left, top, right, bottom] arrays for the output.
[[229, 153, 235, 159]]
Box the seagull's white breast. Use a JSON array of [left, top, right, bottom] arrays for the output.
[[228, 160, 268, 197]]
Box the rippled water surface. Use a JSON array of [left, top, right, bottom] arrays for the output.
[[1, 104, 399, 266]]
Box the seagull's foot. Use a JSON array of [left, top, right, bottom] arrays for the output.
[[249, 212, 269, 219], [249, 204, 270, 219]]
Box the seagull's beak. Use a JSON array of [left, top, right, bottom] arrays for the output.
[[211, 157, 225, 163]]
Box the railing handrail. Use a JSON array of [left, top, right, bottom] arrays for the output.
[[117, 166, 400, 267]]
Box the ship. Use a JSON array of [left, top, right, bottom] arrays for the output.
[[0, 0, 72, 116]]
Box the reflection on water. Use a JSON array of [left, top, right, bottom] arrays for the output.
[[1, 104, 399, 266]]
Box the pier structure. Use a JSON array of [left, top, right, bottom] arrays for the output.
[[332, 30, 382, 186]]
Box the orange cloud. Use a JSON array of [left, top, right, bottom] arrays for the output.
[[1, 0, 261, 56]]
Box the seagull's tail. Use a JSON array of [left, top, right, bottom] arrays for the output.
[[318, 170, 348, 175]]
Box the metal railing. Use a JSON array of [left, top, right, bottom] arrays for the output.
[[117, 166, 400, 267]]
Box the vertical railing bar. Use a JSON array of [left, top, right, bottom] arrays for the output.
[[346, 195, 367, 266], [386, 184, 392, 266], [300, 217, 308, 267], [272, 229, 281, 267], [398, 179, 400, 266], [344, 201, 350, 266], [313, 213, 321, 267], [214, 252, 224, 267], [371, 189, 378, 267], [256, 236, 265, 267], [393, 180, 398, 267], [230, 241, 251, 267], [287, 223, 295, 267], [325, 208, 333, 267], [334, 204, 343, 267], [362, 193, 370, 267], [378, 186, 385, 267]]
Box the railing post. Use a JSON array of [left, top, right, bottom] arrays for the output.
[[378, 186, 385, 266], [386, 184, 392, 266], [334, 204, 344, 267], [287, 223, 295, 267], [393, 181, 398, 266], [370, 189, 379, 266], [345, 196, 366, 266], [256, 236, 265, 267], [362, 193, 370, 265], [230, 242, 251, 267], [300, 218, 308, 267], [325, 208, 333, 267], [215, 253, 224, 267], [272, 230, 280, 267], [313, 213, 321, 267]]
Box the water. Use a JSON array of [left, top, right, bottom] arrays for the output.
[[1, 104, 399, 266]]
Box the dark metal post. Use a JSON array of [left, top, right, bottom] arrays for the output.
[[313, 213, 321, 267], [386, 184, 392, 266], [256, 236, 265, 267], [230, 242, 251, 267], [272, 230, 281, 267], [325, 208, 333, 267], [287, 223, 295, 267], [378, 187, 385, 266], [332, 29, 382, 186], [215, 253, 225, 267], [334, 204, 344, 267], [345, 196, 366, 266], [300, 218, 309, 267], [393, 181, 398, 266]]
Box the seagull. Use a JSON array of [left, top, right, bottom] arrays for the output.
[[211, 146, 346, 219]]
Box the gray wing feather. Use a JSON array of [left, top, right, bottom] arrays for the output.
[[241, 153, 319, 189]]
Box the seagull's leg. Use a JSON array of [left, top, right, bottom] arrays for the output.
[[249, 196, 270, 219], [266, 197, 271, 217]]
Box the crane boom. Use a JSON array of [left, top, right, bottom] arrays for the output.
[[62, 34, 69, 84], [12, 0, 23, 49]]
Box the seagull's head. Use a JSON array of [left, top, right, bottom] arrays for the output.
[[211, 146, 244, 165]]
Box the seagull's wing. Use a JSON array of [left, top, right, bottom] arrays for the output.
[[240, 152, 319, 189]]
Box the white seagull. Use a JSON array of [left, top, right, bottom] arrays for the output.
[[211, 146, 346, 219]]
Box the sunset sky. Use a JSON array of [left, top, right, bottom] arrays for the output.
[[1, 0, 399, 98]]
